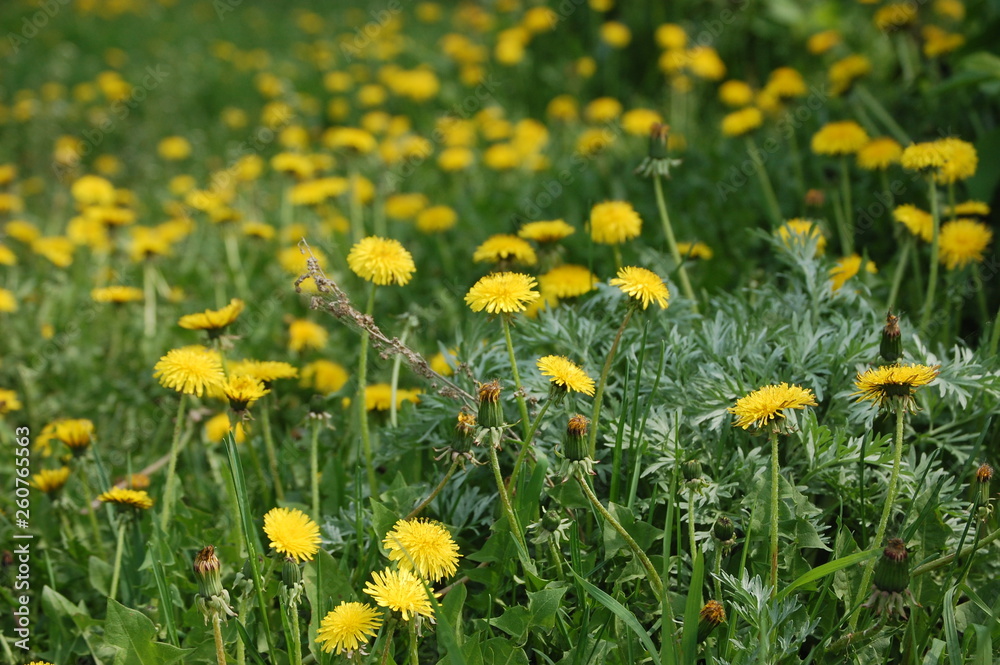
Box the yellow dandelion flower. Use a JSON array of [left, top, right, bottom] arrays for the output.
[[92, 286, 143, 304], [686, 46, 726, 80], [830, 254, 877, 292], [893, 205, 933, 242], [857, 137, 903, 170], [288, 318, 328, 353], [933, 137, 977, 184], [874, 3, 918, 32], [233, 360, 299, 384], [938, 219, 993, 270], [0, 288, 17, 313], [777, 219, 827, 255], [0, 388, 22, 414], [222, 374, 269, 411], [32, 236, 75, 268], [385, 193, 430, 220], [828, 54, 871, 96], [243, 221, 276, 240], [158, 136, 192, 161], [362, 383, 422, 412], [316, 602, 383, 655], [584, 97, 623, 124], [609, 266, 670, 310], [347, 236, 416, 286], [599, 21, 631, 48], [718, 80, 754, 107], [465, 272, 540, 314], [300, 360, 349, 394], [900, 141, 947, 172], [430, 349, 459, 377], [853, 364, 939, 409], [473, 234, 538, 266], [729, 383, 817, 431], [811, 121, 869, 156], [52, 418, 95, 451], [204, 412, 246, 444], [808, 30, 841, 55], [538, 264, 597, 298], [5, 220, 41, 243], [518, 219, 575, 243], [71, 175, 116, 206], [590, 201, 642, 245], [676, 241, 714, 260], [153, 346, 226, 397], [621, 108, 662, 136], [98, 487, 154, 511], [384, 518, 461, 582], [765, 67, 807, 99], [0, 244, 16, 266], [31, 467, 71, 494], [922, 25, 965, 57], [944, 201, 990, 217], [263, 507, 322, 563], [363, 568, 435, 621], [323, 126, 377, 154], [721, 107, 763, 137], [536, 356, 596, 395], [178, 298, 245, 334], [416, 205, 457, 233]]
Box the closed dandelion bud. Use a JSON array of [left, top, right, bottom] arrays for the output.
[[697, 600, 726, 643], [805, 188, 825, 207], [541, 509, 563, 533], [564, 414, 590, 461], [648, 123, 670, 160], [682, 459, 702, 482], [872, 538, 909, 593], [713, 516, 735, 543], [193, 546, 224, 599], [454, 411, 476, 453], [477, 380, 504, 429], [282, 557, 302, 589], [880, 312, 903, 362], [976, 463, 993, 507]]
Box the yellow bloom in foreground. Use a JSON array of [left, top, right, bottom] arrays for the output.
[[811, 121, 869, 156], [938, 219, 993, 270], [857, 137, 902, 170], [721, 107, 762, 137], [609, 266, 670, 310], [222, 374, 270, 411], [92, 286, 144, 304], [893, 205, 933, 242], [473, 234, 538, 266], [364, 568, 435, 621], [590, 201, 642, 245], [263, 507, 321, 563], [178, 298, 245, 332], [537, 356, 596, 395], [0, 388, 21, 414], [316, 602, 383, 655], [778, 219, 827, 255], [98, 487, 154, 511], [729, 383, 817, 431], [347, 236, 416, 286], [853, 364, 939, 409], [384, 518, 461, 582], [830, 254, 877, 291], [31, 467, 71, 494], [518, 219, 575, 243], [465, 272, 540, 314], [153, 346, 225, 396], [538, 264, 597, 298]]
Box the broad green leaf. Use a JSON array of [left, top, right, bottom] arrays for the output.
[[370, 497, 401, 544], [480, 637, 529, 665], [103, 598, 190, 665], [42, 586, 107, 665], [489, 606, 531, 641], [527, 585, 568, 632]]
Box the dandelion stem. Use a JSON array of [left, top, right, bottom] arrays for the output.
[[160, 394, 187, 532], [76, 459, 106, 557], [854, 84, 911, 145], [886, 236, 912, 312], [713, 545, 723, 602], [309, 416, 321, 521], [224, 229, 250, 297], [687, 485, 699, 563], [548, 539, 565, 580], [501, 315, 531, 439], [768, 428, 781, 597], [850, 403, 906, 630], [288, 597, 303, 665], [786, 117, 806, 197], [408, 617, 419, 665], [653, 174, 698, 311], [911, 525, 1000, 577], [260, 400, 285, 502], [745, 136, 782, 229], [510, 395, 552, 490], [211, 613, 227, 665], [389, 318, 415, 428], [919, 179, 941, 335], [576, 472, 663, 598], [489, 443, 528, 555], [142, 260, 157, 338], [109, 519, 127, 602], [359, 282, 379, 498], [588, 308, 634, 457], [839, 156, 854, 255], [379, 617, 398, 665], [348, 166, 364, 244], [405, 459, 459, 520], [989, 305, 1000, 358]]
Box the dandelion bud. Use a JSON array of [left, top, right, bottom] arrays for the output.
[[454, 411, 476, 454], [477, 380, 504, 429], [872, 538, 909, 594], [697, 600, 726, 643], [564, 414, 590, 461], [976, 462, 993, 507], [682, 459, 702, 482], [648, 123, 670, 160], [880, 312, 903, 362], [541, 509, 563, 533], [713, 516, 735, 543], [194, 546, 224, 599], [282, 557, 302, 589], [805, 188, 825, 207]]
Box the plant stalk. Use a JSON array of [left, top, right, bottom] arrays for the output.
[[769, 429, 780, 597], [359, 281, 378, 498], [501, 315, 531, 439], [653, 174, 697, 310], [160, 394, 188, 531], [405, 460, 459, 520], [588, 308, 634, 457]]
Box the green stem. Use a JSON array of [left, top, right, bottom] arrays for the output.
[[839, 156, 854, 255], [509, 396, 552, 490], [389, 319, 415, 428], [588, 308, 634, 457], [577, 472, 664, 597], [143, 260, 157, 338], [972, 269, 990, 334], [886, 236, 912, 311], [288, 598, 302, 665], [745, 136, 782, 229], [989, 304, 1000, 357], [224, 230, 250, 297], [919, 179, 941, 335], [408, 618, 419, 665], [405, 460, 459, 520], [160, 394, 188, 531], [379, 617, 398, 665], [310, 417, 321, 521], [911, 525, 1000, 577], [768, 429, 780, 597], [489, 445, 528, 554], [548, 539, 565, 580], [109, 519, 127, 602], [348, 166, 364, 244], [212, 613, 227, 665], [850, 403, 906, 630], [501, 315, 531, 439], [853, 84, 911, 145], [653, 174, 697, 310], [260, 401, 285, 502], [359, 282, 378, 498], [787, 116, 806, 197], [713, 545, 723, 602], [688, 486, 698, 563], [76, 459, 106, 557]]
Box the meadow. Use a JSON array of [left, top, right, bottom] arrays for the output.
[[0, 0, 999, 663]]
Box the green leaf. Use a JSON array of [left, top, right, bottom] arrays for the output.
[[680, 552, 704, 665], [103, 598, 190, 665], [89, 555, 113, 596], [480, 637, 529, 665], [970, 624, 993, 665], [568, 568, 662, 665], [489, 606, 531, 641], [603, 502, 661, 558], [42, 586, 107, 665], [776, 548, 879, 602], [304, 549, 355, 663], [527, 584, 568, 632], [370, 497, 401, 545], [943, 587, 962, 665]]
